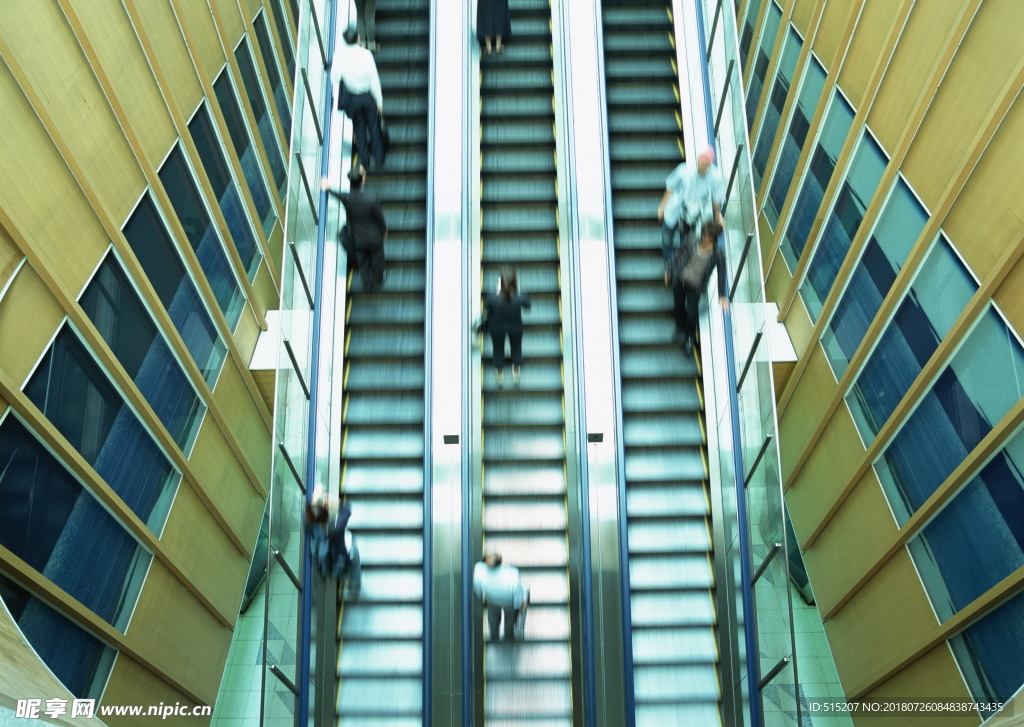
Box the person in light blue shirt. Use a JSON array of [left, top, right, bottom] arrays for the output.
[[473, 553, 528, 641], [658, 147, 726, 285]]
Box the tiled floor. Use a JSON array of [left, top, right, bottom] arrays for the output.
[[210, 590, 265, 727]]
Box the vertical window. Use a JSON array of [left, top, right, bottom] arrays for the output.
[[0, 572, 116, 699], [213, 70, 277, 237], [189, 104, 263, 281], [752, 26, 802, 189], [158, 144, 244, 328], [908, 425, 1024, 623], [765, 56, 826, 227], [745, 2, 783, 127], [24, 327, 181, 534], [949, 587, 1024, 710], [779, 91, 855, 270], [799, 131, 888, 321], [253, 12, 293, 141], [821, 178, 928, 377], [874, 305, 1024, 524], [740, 0, 766, 68], [847, 237, 976, 446], [264, 3, 295, 81], [235, 38, 287, 197], [122, 194, 227, 384], [80, 254, 206, 452], [0, 415, 152, 632]]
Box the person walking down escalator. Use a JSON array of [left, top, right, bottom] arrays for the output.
[[485, 266, 531, 388], [671, 220, 729, 355], [473, 553, 529, 641], [333, 26, 385, 169], [477, 0, 511, 55], [657, 147, 725, 285], [321, 167, 388, 292], [306, 485, 362, 600]]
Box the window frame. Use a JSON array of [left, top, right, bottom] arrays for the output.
[[751, 21, 804, 180], [232, 33, 287, 190]]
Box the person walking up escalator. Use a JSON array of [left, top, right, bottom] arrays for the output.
[[322, 166, 388, 292], [333, 26, 385, 169]]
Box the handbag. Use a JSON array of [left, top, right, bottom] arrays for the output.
[[379, 114, 391, 161]]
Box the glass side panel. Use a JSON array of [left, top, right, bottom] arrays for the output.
[[745, 1, 783, 127], [752, 26, 801, 188], [740, 0, 766, 69], [266, 0, 295, 81], [949, 587, 1024, 711]]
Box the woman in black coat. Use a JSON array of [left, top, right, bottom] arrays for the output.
[[485, 267, 531, 387], [477, 0, 511, 54]]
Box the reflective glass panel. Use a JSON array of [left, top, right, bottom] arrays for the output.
[[254, 11, 293, 137], [949, 587, 1024, 710], [740, 0, 766, 69], [236, 38, 287, 197], [745, 1, 783, 127], [752, 26, 802, 188]]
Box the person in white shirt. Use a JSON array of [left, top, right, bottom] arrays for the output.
[[332, 26, 384, 168], [657, 147, 726, 285], [472, 553, 528, 641]]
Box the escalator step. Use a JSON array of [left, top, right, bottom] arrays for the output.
[[605, 57, 678, 79], [510, 17, 552, 38], [381, 207, 427, 233], [343, 463, 424, 493], [617, 315, 678, 346], [356, 568, 424, 602], [614, 221, 665, 250], [482, 122, 555, 146], [347, 328, 425, 357], [348, 498, 425, 529], [616, 253, 665, 280], [521, 569, 570, 604], [384, 237, 427, 262], [606, 83, 678, 106], [482, 330, 561, 358], [624, 449, 706, 482], [626, 485, 709, 518], [374, 178, 428, 201], [602, 7, 672, 26], [483, 149, 556, 174], [347, 297, 425, 325], [482, 362, 562, 392], [482, 94, 554, 118], [481, 234, 558, 262], [375, 45, 429, 66], [344, 361, 425, 390], [383, 94, 428, 118], [632, 627, 718, 665], [476, 296, 561, 326], [486, 642, 571, 679], [336, 677, 422, 716], [633, 665, 721, 702], [630, 591, 716, 627], [610, 164, 674, 189], [611, 137, 683, 162], [345, 393, 424, 424], [483, 41, 553, 66], [628, 519, 711, 553], [483, 177, 556, 204], [379, 68, 429, 89], [485, 681, 571, 719], [482, 535, 568, 567], [629, 555, 714, 590], [339, 641, 423, 676], [481, 266, 560, 295], [354, 533, 424, 565], [344, 427, 425, 459], [482, 204, 557, 232], [621, 380, 700, 411], [375, 18, 429, 37], [602, 32, 675, 54], [484, 462, 566, 495], [483, 69, 553, 91], [623, 413, 704, 447], [615, 282, 673, 313], [620, 349, 700, 379], [340, 604, 424, 639], [375, 149, 427, 172], [484, 499, 568, 532], [485, 428, 565, 461], [484, 392, 564, 426], [635, 704, 722, 727]]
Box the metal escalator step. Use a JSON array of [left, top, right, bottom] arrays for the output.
[[375, 18, 429, 37], [521, 568, 569, 604], [382, 208, 427, 233], [621, 380, 700, 411], [632, 627, 718, 665], [340, 604, 423, 639], [484, 462, 566, 495], [481, 535, 567, 567], [486, 642, 571, 679], [482, 123, 555, 146], [618, 315, 678, 345], [339, 641, 423, 676], [485, 680, 571, 719], [484, 499, 567, 532], [630, 591, 716, 627], [481, 265, 559, 295], [482, 41, 552, 66], [345, 393, 424, 424], [356, 568, 423, 602], [482, 204, 557, 233], [623, 413, 703, 447], [384, 237, 426, 262], [484, 393, 563, 426], [375, 45, 430, 66], [509, 0, 550, 10], [347, 297, 425, 325], [635, 703, 722, 727], [343, 463, 424, 494], [377, 149, 427, 172], [629, 555, 714, 590], [603, 32, 675, 54], [379, 69, 429, 90], [616, 253, 665, 280], [483, 149, 556, 174], [509, 17, 553, 38], [344, 426, 424, 459], [615, 283, 672, 314], [626, 484, 708, 518], [485, 721, 570, 727], [614, 221, 664, 250], [611, 137, 684, 162], [620, 350, 701, 380], [482, 94, 554, 119], [484, 427, 565, 461], [476, 295, 560, 327], [606, 83, 678, 107], [634, 665, 721, 702], [352, 534, 424, 565], [344, 361, 424, 390], [347, 498, 424, 529], [481, 234, 558, 262], [347, 328, 425, 358], [377, 0, 429, 11], [383, 94, 428, 118], [625, 449, 706, 482], [483, 177, 556, 204], [483, 69, 553, 91], [483, 330, 561, 359], [374, 178, 427, 200], [510, 604, 569, 641], [610, 164, 675, 189], [483, 362, 562, 392], [605, 57, 677, 79], [337, 677, 422, 716], [628, 519, 710, 553], [333, 718, 421, 727], [603, 7, 672, 26]]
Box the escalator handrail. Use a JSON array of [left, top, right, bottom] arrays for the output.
[[297, 0, 340, 723], [692, 2, 764, 726]]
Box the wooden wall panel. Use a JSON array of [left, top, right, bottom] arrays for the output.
[[0, 266, 65, 386], [253, 257, 280, 313], [778, 345, 833, 482], [825, 548, 937, 693], [0, 2, 146, 227], [187, 415, 265, 547], [836, 0, 901, 110], [131, 0, 204, 121], [868, 0, 971, 155], [126, 560, 230, 706], [234, 304, 261, 361], [854, 645, 979, 727], [790, 0, 817, 38], [102, 653, 208, 726], [0, 228, 21, 293], [159, 482, 250, 618], [941, 93, 1024, 283], [175, 0, 227, 86], [804, 467, 895, 612], [212, 0, 246, 48], [213, 356, 272, 492], [902, 0, 1024, 219], [810, 0, 854, 74], [993, 252, 1024, 337], [70, 0, 177, 170]]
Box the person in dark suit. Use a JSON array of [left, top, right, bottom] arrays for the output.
[[485, 266, 531, 388], [321, 166, 388, 292], [671, 221, 729, 355], [477, 0, 511, 55]]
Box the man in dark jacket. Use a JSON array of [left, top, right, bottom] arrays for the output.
[[671, 220, 729, 354], [321, 166, 388, 292]]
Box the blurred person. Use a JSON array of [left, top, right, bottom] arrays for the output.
[[355, 0, 378, 52], [333, 26, 385, 168], [472, 553, 528, 641], [477, 0, 511, 55], [670, 220, 728, 355], [658, 147, 725, 285], [485, 266, 531, 388], [306, 485, 361, 599], [321, 166, 388, 292]]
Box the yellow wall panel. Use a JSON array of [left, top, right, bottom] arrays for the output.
[[253, 258, 279, 314], [854, 644, 979, 727], [902, 0, 1024, 219], [212, 0, 246, 49], [836, 0, 901, 111], [941, 89, 1024, 283], [244, 0, 263, 22], [804, 466, 896, 613], [825, 548, 937, 693], [126, 560, 230, 706], [70, 0, 176, 171], [994, 252, 1024, 337], [187, 414, 265, 547], [267, 219, 284, 279], [0, 265, 65, 386], [102, 653, 209, 726], [758, 212, 775, 264], [0, 29, 143, 259], [176, 0, 228, 85], [234, 304, 261, 362], [213, 356, 272, 491], [131, 0, 204, 120], [868, 0, 971, 155], [783, 294, 813, 358], [778, 344, 833, 483], [160, 480, 250, 618], [790, 0, 817, 38], [811, 0, 854, 70], [0, 228, 22, 294]]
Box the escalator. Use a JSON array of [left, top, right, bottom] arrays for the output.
[[336, 0, 430, 723], [477, 0, 574, 723], [601, 1, 722, 725]]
